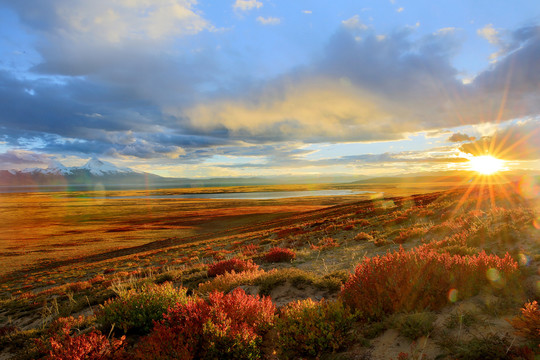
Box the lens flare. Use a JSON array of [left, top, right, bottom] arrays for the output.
[[448, 288, 458, 303]]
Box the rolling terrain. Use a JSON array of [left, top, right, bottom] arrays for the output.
[[0, 182, 539, 359]]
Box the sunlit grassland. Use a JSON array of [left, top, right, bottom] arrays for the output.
[[1, 180, 538, 359], [0, 182, 457, 277]]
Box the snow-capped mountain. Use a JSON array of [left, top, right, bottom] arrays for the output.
[[21, 160, 73, 175], [18, 158, 134, 177], [80, 158, 133, 176], [0, 158, 154, 186]]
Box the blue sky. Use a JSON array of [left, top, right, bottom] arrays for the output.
[[0, 0, 539, 177]]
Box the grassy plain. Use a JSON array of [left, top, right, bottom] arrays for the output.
[[0, 180, 538, 359]]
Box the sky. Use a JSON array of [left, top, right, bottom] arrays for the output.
[[0, 0, 539, 178]]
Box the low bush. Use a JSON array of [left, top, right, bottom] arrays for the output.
[[508, 300, 540, 343], [354, 232, 373, 241], [135, 288, 275, 360], [341, 247, 519, 319], [394, 312, 436, 340], [254, 268, 344, 296], [264, 247, 296, 263], [207, 258, 259, 277], [437, 332, 532, 360], [97, 282, 188, 334], [394, 227, 427, 244], [310, 237, 339, 250], [276, 298, 355, 359], [198, 269, 266, 294], [36, 316, 125, 360]]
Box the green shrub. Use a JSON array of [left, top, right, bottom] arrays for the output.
[[254, 268, 342, 296], [97, 282, 188, 334], [437, 332, 529, 360], [393, 312, 435, 340], [276, 299, 355, 359]]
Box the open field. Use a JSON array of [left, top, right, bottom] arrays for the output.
[[0, 181, 539, 359], [0, 182, 454, 276]]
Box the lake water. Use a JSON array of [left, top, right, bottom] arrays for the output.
[[93, 190, 374, 200]]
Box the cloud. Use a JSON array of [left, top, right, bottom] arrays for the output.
[[1, 2, 539, 172], [233, 0, 262, 12], [215, 146, 468, 170], [477, 24, 500, 45], [256, 16, 281, 25], [396, 7, 404, 13], [178, 25, 540, 145], [341, 15, 368, 30], [448, 132, 476, 142], [459, 120, 540, 160], [107, 139, 186, 159], [0, 150, 52, 169], [13, 0, 210, 43]]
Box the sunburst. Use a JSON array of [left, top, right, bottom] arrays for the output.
[[468, 155, 505, 175]]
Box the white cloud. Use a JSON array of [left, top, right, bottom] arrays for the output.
[[396, 7, 404, 12], [256, 16, 281, 25], [341, 15, 368, 30], [436, 27, 456, 35], [233, 0, 263, 12], [477, 24, 499, 44], [47, 0, 210, 44], [302, 10, 312, 14]]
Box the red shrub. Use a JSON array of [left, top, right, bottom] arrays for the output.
[[394, 227, 427, 244], [207, 258, 259, 277], [341, 247, 518, 320], [508, 301, 540, 342], [264, 247, 296, 263], [135, 288, 275, 359], [242, 244, 260, 257], [311, 237, 339, 250], [37, 316, 125, 360]]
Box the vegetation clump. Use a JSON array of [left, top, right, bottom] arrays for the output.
[[508, 300, 540, 345], [264, 247, 296, 263], [36, 316, 126, 360], [276, 298, 356, 359], [135, 288, 275, 360], [207, 258, 259, 277], [340, 247, 519, 319], [97, 282, 188, 334]]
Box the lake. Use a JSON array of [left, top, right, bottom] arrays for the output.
[[92, 190, 374, 200]]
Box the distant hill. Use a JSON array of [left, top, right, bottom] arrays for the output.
[[0, 158, 165, 187], [0, 159, 368, 190], [350, 170, 539, 185]]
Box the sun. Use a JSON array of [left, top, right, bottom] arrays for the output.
[[468, 155, 505, 175]]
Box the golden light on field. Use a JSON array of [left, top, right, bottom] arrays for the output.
[[467, 155, 505, 175]]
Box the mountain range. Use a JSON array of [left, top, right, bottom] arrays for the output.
[[0, 158, 367, 189], [0, 158, 165, 187], [2, 159, 537, 191]]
